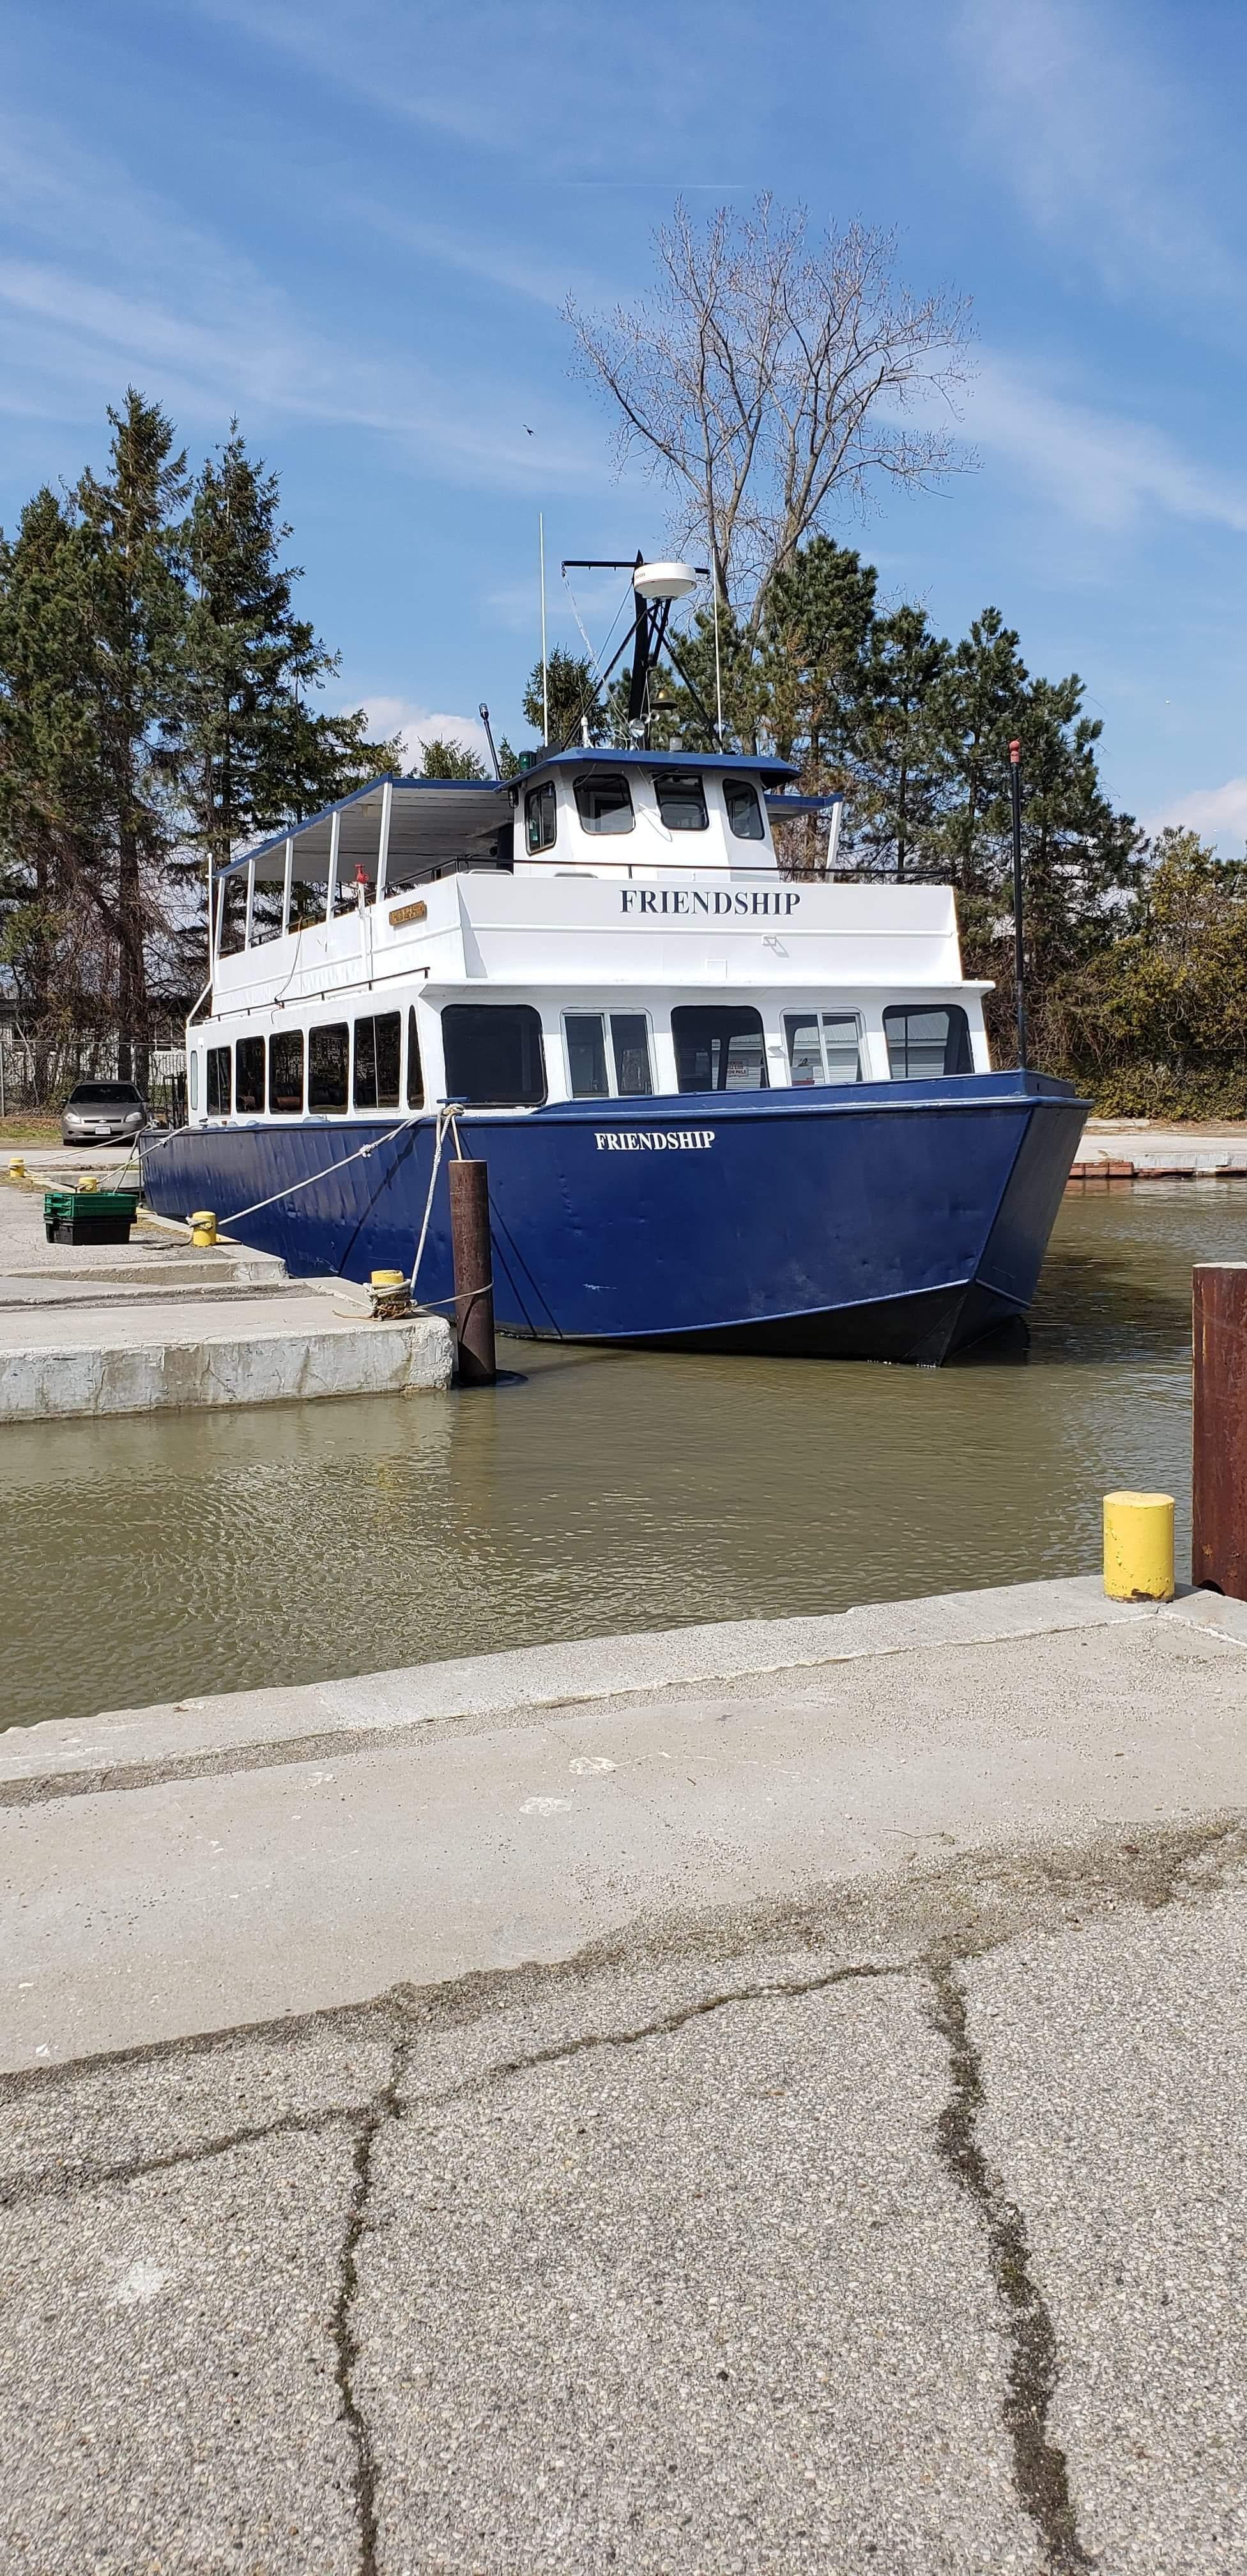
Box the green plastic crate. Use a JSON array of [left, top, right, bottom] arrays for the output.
[[44, 1186, 139, 1246]]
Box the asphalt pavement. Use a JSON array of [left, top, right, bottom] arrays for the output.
[[4, 1579, 1247, 2574]]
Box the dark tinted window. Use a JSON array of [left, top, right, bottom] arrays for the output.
[[611, 1012, 653, 1097], [206, 1046, 231, 1116], [884, 1005, 972, 1078], [654, 770, 707, 832], [723, 775, 764, 841], [234, 1035, 265, 1113], [268, 1029, 305, 1115], [353, 1012, 401, 1110], [308, 1022, 349, 1111], [565, 1013, 609, 1099], [525, 782, 556, 852], [66, 1081, 144, 1105], [672, 1006, 768, 1092], [407, 1008, 425, 1109], [441, 1004, 546, 1105], [575, 773, 634, 835]]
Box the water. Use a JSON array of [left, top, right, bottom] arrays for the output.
[[3, 1184, 1241, 1732]]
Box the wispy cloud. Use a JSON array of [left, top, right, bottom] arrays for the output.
[[961, 354, 1247, 535], [1145, 778, 1247, 854], [0, 111, 608, 492], [357, 696, 493, 769], [951, 0, 1244, 323]]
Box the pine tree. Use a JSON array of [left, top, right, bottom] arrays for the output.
[[181, 424, 399, 965], [522, 648, 608, 749], [852, 604, 951, 879], [0, 488, 103, 1078], [417, 736, 487, 779], [72, 390, 190, 1084]]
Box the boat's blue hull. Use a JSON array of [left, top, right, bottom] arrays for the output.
[[141, 1073, 1085, 1363]]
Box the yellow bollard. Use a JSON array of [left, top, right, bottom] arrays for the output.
[[370, 1269, 406, 1291], [76, 1174, 99, 1193], [7, 1158, 24, 1179], [1103, 1491, 1175, 1601], [190, 1209, 217, 1248]]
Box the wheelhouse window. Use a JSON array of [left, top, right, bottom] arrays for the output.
[[188, 1052, 199, 1112], [654, 770, 707, 832], [884, 1005, 973, 1079], [353, 1011, 401, 1110], [268, 1029, 305, 1115], [441, 1004, 547, 1106], [723, 775, 765, 841], [672, 1005, 768, 1092], [784, 1012, 864, 1087], [565, 1013, 608, 1099], [308, 1022, 349, 1112], [563, 1011, 654, 1101], [525, 782, 556, 853], [406, 1007, 425, 1109], [234, 1035, 265, 1114], [206, 1045, 231, 1117], [575, 772, 634, 836]]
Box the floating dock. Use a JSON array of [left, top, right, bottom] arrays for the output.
[[0, 1157, 451, 1419]]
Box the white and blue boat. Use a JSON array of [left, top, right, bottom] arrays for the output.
[[142, 562, 1085, 1362]]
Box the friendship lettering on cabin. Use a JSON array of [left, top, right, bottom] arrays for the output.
[[619, 888, 801, 917], [594, 1130, 716, 1152]]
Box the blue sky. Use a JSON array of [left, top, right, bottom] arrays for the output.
[[3, 0, 1246, 843]]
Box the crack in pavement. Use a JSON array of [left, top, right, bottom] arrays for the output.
[[929, 1963, 1092, 2573], [4, 1823, 1246, 2567], [330, 2030, 413, 2576], [0, 2099, 365, 2209]]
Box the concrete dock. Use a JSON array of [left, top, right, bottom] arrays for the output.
[[0, 1162, 451, 1416], [1072, 1117, 1247, 1179], [4, 1574, 1247, 2571]]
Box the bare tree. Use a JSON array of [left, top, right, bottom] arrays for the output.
[[566, 196, 973, 627]]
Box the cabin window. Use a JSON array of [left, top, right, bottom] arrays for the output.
[[188, 1052, 199, 1112], [525, 782, 557, 852], [406, 1007, 425, 1109], [308, 1022, 349, 1112], [353, 1011, 401, 1110], [884, 1004, 973, 1078], [269, 1029, 305, 1115], [562, 1011, 655, 1101], [654, 770, 708, 832], [672, 1005, 768, 1092], [575, 772, 634, 836], [234, 1034, 266, 1114], [565, 1013, 609, 1099], [723, 775, 765, 841], [206, 1045, 231, 1116], [611, 1011, 654, 1096], [784, 1012, 864, 1087], [441, 1003, 547, 1106]]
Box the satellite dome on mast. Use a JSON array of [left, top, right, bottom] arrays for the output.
[[632, 560, 698, 601]]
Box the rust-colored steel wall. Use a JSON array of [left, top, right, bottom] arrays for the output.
[[448, 1157, 496, 1387], [1192, 1263, 1247, 1598]]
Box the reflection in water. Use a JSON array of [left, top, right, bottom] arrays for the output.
[[1, 1184, 1237, 1731]]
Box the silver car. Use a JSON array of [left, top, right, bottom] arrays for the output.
[[61, 1080, 151, 1146]]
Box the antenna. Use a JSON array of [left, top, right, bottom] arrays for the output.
[[712, 574, 724, 747], [539, 514, 549, 744]]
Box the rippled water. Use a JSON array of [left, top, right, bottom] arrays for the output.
[[3, 1183, 1240, 1730]]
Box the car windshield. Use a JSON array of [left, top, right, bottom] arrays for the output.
[[67, 1083, 143, 1105]]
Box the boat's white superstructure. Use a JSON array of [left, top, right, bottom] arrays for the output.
[[190, 752, 990, 1123]]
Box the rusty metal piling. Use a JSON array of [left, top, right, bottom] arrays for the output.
[[448, 1158, 496, 1386], [1192, 1263, 1247, 1598]]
